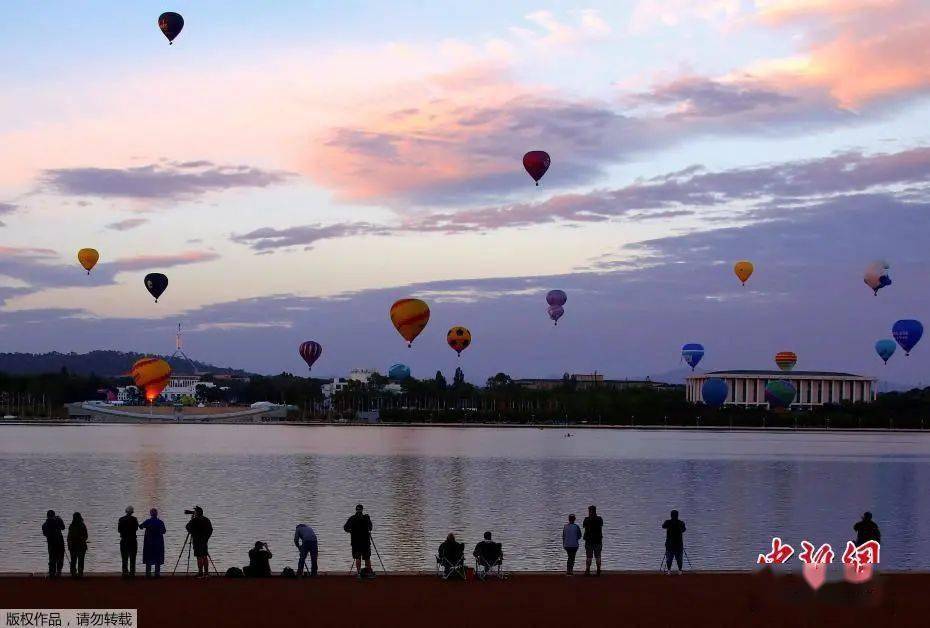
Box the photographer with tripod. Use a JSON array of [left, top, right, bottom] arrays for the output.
[[343, 504, 374, 578], [662, 510, 687, 574], [184, 506, 214, 578]]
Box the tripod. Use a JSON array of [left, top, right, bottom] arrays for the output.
[[347, 534, 387, 576], [659, 547, 693, 572], [172, 531, 219, 576]]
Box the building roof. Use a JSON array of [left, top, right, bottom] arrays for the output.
[[695, 370, 871, 378]]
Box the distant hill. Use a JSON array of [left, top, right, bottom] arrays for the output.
[[0, 350, 253, 378]]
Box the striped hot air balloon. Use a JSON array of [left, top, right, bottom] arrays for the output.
[[298, 341, 322, 371], [774, 351, 797, 372], [390, 299, 430, 347], [130, 357, 171, 402]]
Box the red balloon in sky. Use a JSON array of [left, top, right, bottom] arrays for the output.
[[523, 151, 550, 185]]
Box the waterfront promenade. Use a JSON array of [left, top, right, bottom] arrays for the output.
[[0, 571, 925, 627]]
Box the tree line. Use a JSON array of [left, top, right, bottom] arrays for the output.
[[3, 368, 930, 429]]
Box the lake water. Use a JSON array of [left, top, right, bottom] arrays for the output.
[[1, 425, 929, 574]]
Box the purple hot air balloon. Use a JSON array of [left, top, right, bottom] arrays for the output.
[[546, 290, 567, 307], [298, 341, 322, 371], [547, 305, 564, 325]]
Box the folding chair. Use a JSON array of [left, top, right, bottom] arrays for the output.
[[436, 542, 466, 580], [474, 542, 503, 580]]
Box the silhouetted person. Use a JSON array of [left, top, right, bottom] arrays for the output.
[[438, 533, 464, 578], [473, 531, 502, 575], [294, 524, 318, 577], [562, 513, 582, 575], [245, 541, 273, 577], [42, 510, 65, 577], [343, 504, 373, 577], [118, 506, 139, 577], [185, 506, 213, 578], [854, 512, 881, 545], [662, 510, 686, 573], [67, 512, 88, 577], [139, 508, 166, 578], [582, 505, 603, 576]]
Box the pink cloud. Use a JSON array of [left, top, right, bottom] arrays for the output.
[[110, 251, 220, 271], [752, 0, 930, 108]]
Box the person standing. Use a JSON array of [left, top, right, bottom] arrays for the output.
[[562, 514, 582, 575], [67, 513, 88, 578], [854, 512, 881, 545], [662, 510, 686, 573], [42, 510, 65, 578], [294, 524, 319, 577], [139, 508, 166, 578], [582, 505, 603, 576], [185, 506, 213, 578], [343, 504, 373, 577], [118, 506, 139, 577]]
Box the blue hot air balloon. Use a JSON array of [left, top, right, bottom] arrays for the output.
[[892, 319, 923, 356], [701, 378, 728, 407], [388, 363, 411, 381], [681, 343, 704, 371], [875, 339, 896, 364]]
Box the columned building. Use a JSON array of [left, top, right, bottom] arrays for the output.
[[686, 370, 877, 407]]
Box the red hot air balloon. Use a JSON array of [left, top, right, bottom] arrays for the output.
[[298, 341, 322, 372], [523, 151, 550, 186]]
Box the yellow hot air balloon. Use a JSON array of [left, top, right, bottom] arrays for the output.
[[130, 357, 171, 402], [734, 260, 754, 286], [78, 248, 99, 274], [447, 326, 472, 356], [390, 299, 430, 347]]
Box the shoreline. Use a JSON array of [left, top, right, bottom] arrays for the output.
[[0, 572, 926, 627], [2, 418, 929, 433]]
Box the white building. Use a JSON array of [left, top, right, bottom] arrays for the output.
[[162, 374, 216, 402], [321, 369, 385, 408], [686, 370, 877, 408], [117, 385, 139, 402]]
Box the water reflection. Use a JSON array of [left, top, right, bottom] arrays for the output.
[[0, 425, 929, 573]]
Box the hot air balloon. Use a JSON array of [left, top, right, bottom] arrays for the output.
[[144, 273, 169, 302], [158, 12, 184, 44], [547, 305, 564, 325], [298, 341, 322, 371], [388, 364, 411, 381], [875, 339, 896, 364], [77, 248, 99, 275], [447, 326, 472, 356], [734, 261, 754, 285], [130, 357, 171, 402], [774, 351, 797, 372], [765, 380, 796, 410], [863, 261, 892, 296], [523, 151, 550, 185], [390, 299, 430, 347], [892, 319, 923, 356], [546, 290, 567, 307], [681, 343, 704, 370], [701, 378, 728, 407]]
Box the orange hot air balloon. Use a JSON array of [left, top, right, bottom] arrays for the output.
[[130, 357, 171, 402], [447, 326, 472, 356], [774, 351, 797, 372], [390, 299, 430, 347], [734, 260, 754, 285], [78, 248, 99, 274]]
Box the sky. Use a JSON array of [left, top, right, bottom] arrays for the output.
[[2, 0, 930, 384]]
